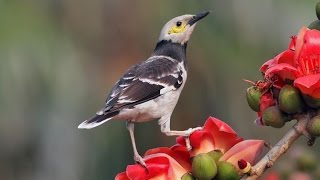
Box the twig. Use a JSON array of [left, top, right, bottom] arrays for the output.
[[241, 114, 309, 180]]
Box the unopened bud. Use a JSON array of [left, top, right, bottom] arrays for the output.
[[308, 20, 320, 31], [297, 153, 317, 172], [317, 2, 320, 20], [303, 94, 320, 108], [216, 161, 239, 180], [309, 2, 320, 30], [278, 85, 302, 114], [307, 115, 320, 137], [207, 150, 223, 163], [262, 106, 288, 128], [192, 153, 217, 180], [246, 86, 262, 112], [181, 173, 196, 180]]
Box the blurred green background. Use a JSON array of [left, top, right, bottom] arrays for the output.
[[1, 0, 320, 179]]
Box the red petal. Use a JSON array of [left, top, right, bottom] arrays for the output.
[[203, 117, 242, 153], [189, 130, 213, 148], [126, 164, 151, 180], [296, 29, 320, 76], [276, 50, 295, 65], [170, 145, 191, 169], [265, 63, 299, 81], [259, 92, 276, 112], [220, 140, 264, 170], [294, 74, 320, 98], [189, 131, 215, 157], [115, 172, 130, 180], [145, 146, 191, 171], [126, 153, 188, 180], [176, 136, 186, 146], [260, 58, 277, 73], [260, 50, 295, 73], [146, 153, 188, 179], [295, 27, 309, 61]]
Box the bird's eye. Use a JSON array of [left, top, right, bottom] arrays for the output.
[[176, 21, 182, 27]]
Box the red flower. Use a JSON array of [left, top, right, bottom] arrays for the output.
[[263, 27, 320, 98], [116, 117, 265, 179], [177, 117, 264, 169], [115, 152, 189, 180], [176, 116, 243, 157]]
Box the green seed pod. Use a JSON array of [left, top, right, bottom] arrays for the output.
[[308, 20, 320, 31], [181, 173, 196, 180], [216, 161, 240, 180], [307, 115, 320, 137], [246, 86, 262, 112], [262, 106, 287, 128], [316, 2, 320, 20], [207, 150, 223, 163], [303, 94, 320, 108], [278, 85, 302, 114], [296, 153, 317, 172], [192, 153, 217, 180]]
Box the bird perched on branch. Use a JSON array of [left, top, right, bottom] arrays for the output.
[[78, 11, 210, 167]]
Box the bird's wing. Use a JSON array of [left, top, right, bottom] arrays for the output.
[[103, 56, 184, 113]]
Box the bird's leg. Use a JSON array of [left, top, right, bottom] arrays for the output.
[[126, 121, 146, 168], [160, 121, 202, 151]]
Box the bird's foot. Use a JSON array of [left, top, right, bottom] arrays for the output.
[[134, 153, 147, 168], [184, 127, 202, 151]]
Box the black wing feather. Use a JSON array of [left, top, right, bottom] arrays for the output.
[[103, 56, 183, 113]]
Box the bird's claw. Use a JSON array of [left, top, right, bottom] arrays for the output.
[[134, 154, 147, 168], [184, 127, 202, 151]]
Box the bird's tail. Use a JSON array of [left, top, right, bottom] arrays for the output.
[[78, 111, 119, 129]]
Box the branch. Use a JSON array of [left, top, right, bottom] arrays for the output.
[[242, 114, 310, 180]]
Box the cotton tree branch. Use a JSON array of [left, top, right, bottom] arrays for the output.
[[242, 114, 310, 180]]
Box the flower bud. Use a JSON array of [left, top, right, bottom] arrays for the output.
[[308, 20, 320, 31], [308, 2, 320, 31], [278, 85, 302, 114], [246, 86, 262, 112], [216, 161, 239, 180], [296, 153, 317, 172], [316, 2, 320, 20], [207, 150, 223, 163], [181, 173, 196, 180], [306, 115, 320, 137], [192, 153, 217, 180], [262, 106, 287, 128], [302, 94, 320, 108]]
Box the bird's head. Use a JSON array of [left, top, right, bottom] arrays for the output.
[[158, 11, 210, 44]]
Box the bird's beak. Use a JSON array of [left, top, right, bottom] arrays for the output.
[[188, 10, 211, 26]]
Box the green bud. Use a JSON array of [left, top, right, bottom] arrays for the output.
[[309, 3, 320, 31], [207, 150, 223, 163], [262, 106, 287, 128], [246, 86, 261, 112], [181, 173, 196, 180], [316, 2, 320, 20], [303, 94, 320, 108], [216, 161, 240, 180], [296, 153, 317, 172], [308, 20, 320, 31], [192, 153, 217, 180], [278, 85, 302, 114], [307, 115, 320, 137]]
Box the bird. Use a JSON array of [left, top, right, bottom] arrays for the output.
[[78, 11, 210, 167]]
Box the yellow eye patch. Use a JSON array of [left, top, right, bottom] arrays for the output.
[[168, 22, 186, 34]]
